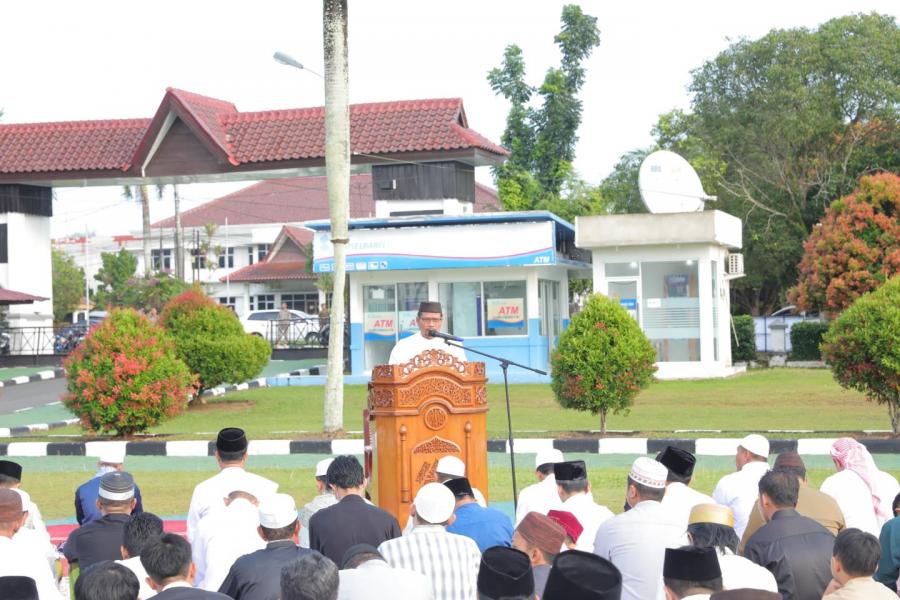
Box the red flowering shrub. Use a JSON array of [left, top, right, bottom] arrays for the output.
[[64, 308, 196, 436], [161, 288, 269, 397], [821, 277, 900, 433], [551, 294, 657, 434], [790, 173, 900, 314]]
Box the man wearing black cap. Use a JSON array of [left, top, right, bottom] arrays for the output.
[[477, 546, 534, 600], [657, 446, 714, 529], [552, 460, 612, 551], [0, 460, 49, 539], [542, 550, 622, 600], [662, 546, 724, 599], [388, 301, 467, 365], [64, 471, 137, 571], [445, 477, 513, 552], [337, 543, 431, 600], [186, 427, 278, 542]]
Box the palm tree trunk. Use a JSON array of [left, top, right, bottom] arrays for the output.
[[323, 0, 350, 434], [140, 185, 151, 276], [174, 185, 184, 281]]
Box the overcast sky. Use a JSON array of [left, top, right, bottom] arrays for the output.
[[0, 0, 895, 236]]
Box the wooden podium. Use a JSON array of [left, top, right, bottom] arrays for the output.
[[366, 349, 488, 528]]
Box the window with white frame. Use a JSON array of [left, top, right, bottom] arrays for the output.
[[151, 248, 172, 271], [218, 247, 235, 269], [191, 248, 206, 269], [248, 243, 271, 265], [438, 280, 527, 337], [217, 296, 237, 312], [281, 292, 318, 314], [250, 294, 276, 311]]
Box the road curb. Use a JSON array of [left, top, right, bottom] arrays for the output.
[[0, 368, 66, 388], [2, 436, 899, 457]]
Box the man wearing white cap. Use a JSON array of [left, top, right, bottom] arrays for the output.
[[192, 491, 265, 592], [75, 449, 144, 525], [218, 494, 314, 600], [712, 434, 770, 539], [436, 456, 486, 507], [298, 458, 338, 548], [379, 482, 482, 600], [515, 449, 565, 525], [593, 457, 688, 600]]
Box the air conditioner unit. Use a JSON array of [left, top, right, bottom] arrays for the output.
[[726, 253, 745, 280]]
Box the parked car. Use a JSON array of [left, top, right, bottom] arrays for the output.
[[240, 309, 321, 344]]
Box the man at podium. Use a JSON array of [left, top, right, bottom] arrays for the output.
[[388, 301, 467, 364]]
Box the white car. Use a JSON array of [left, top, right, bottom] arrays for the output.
[[240, 309, 321, 344]]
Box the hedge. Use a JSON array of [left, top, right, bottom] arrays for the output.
[[731, 315, 756, 361], [789, 321, 829, 360]]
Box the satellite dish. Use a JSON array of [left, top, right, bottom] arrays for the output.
[[638, 150, 713, 213]]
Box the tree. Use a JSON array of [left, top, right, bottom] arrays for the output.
[[821, 277, 900, 433], [488, 5, 601, 212], [161, 288, 269, 399], [123, 185, 152, 276], [790, 173, 900, 314], [94, 249, 138, 307], [51, 248, 84, 324], [550, 294, 657, 434], [64, 308, 196, 436]]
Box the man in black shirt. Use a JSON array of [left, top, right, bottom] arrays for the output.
[[309, 455, 400, 564], [64, 472, 136, 570]]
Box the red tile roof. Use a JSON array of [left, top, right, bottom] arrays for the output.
[[0, 89, 507, 175], [224, 260, 316, 283], [0, 288, 48, 304], [152, 173, 500, 228]]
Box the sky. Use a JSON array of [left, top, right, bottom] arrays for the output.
[[0, 0, 895, 237]]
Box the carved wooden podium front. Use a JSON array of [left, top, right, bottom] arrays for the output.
[[367, 349, 488, 528]]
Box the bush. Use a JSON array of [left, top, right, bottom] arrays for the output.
[[161, 289, 269, 396], [822, 277, 900, 433], [789, 321, 829, 360], [63, 309, 196, 436], [551, 294, 657, 434], [731, 315, 757, 361]]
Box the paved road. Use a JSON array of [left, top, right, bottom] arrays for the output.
[[0, 377, 67, 416]]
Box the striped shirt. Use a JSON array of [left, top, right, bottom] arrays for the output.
[[378, 524, 481, 600]]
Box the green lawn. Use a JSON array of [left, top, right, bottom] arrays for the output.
[[37, 368, 887, 440]]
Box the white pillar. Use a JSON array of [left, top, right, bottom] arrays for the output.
[[698, 256, 714, 366]]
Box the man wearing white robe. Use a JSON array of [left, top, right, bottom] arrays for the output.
[[0, 489, 63, 600], [656, 446, 715, 530], [712, 434, 770, 539], [388, 301, 467, 365], [516, 449, 565, 525], [193, 491, 265, 591], [553, 460, 613, 552]]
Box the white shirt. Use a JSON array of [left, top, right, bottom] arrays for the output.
[[516, 475, 563, 525], [712, 461, 769, 539], [560, 492, 614, 552], [338, 558, 433, 600], [717, 549, 778, 592], [186, 466, 278, 541], [660, 482, 715, 530], [299, 492, 339, 548], [820, 469, 899, 537], [116, 555, 156, 598], [388, 333, 467, 365], [193, 498, 265, 591], [13, 526, 58, 579], [379, 524, 481, 600], [13, 489, 50, 539], [593, 500, 688, 600], [0, 536, 64, 600]]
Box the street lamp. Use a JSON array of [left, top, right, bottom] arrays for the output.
[[273, 51, 323, 78]]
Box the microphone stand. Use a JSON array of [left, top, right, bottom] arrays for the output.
[[443, 339, 546, 511]]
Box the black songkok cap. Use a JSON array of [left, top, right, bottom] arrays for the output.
[[0, 576, 38, 600], [418, 301, 443, 314], [663, 546, 722, 581], [656, 446, 696, 479], [340, 543, 381, 569], [216, 427, 248, 453], [478, 546, 534, 599], [0, 460, 22, 481], [710, 590, 782, 600], [443, 477, 474, 499], [543, 549, 622, 600], [553, 460, 587, 482]]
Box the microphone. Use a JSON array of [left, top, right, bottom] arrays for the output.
[[427, 329, 463, 342]]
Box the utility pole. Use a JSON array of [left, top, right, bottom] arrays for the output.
[[174, 185, 184, 281], [322, 0, 350, 434]]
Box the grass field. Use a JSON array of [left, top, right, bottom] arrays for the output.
[[36, 368, 887, 440]]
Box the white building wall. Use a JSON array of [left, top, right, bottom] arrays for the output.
[[5, 213, 53, 328]]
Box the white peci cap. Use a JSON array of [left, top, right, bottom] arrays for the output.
[[315, 458, 334, 478], [629, 457, 668, 489], [98, 449, 125, 465], [414, 482, 456, 524], [739, 434, 770, 458], [436, 456, 466, 477], [535, 449, 565, 469], [258, 494, 298, 529]]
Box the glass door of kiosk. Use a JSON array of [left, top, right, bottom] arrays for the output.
[[608, 280, 639, 323]]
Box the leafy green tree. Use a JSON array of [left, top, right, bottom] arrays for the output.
[[790, 173, 900, 314], [488, 4, 601, 213], [821, 277, 900, 432], [551, 294, 657, 434], [51, 248, 84, 324], [94, 249, 138, 307]]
